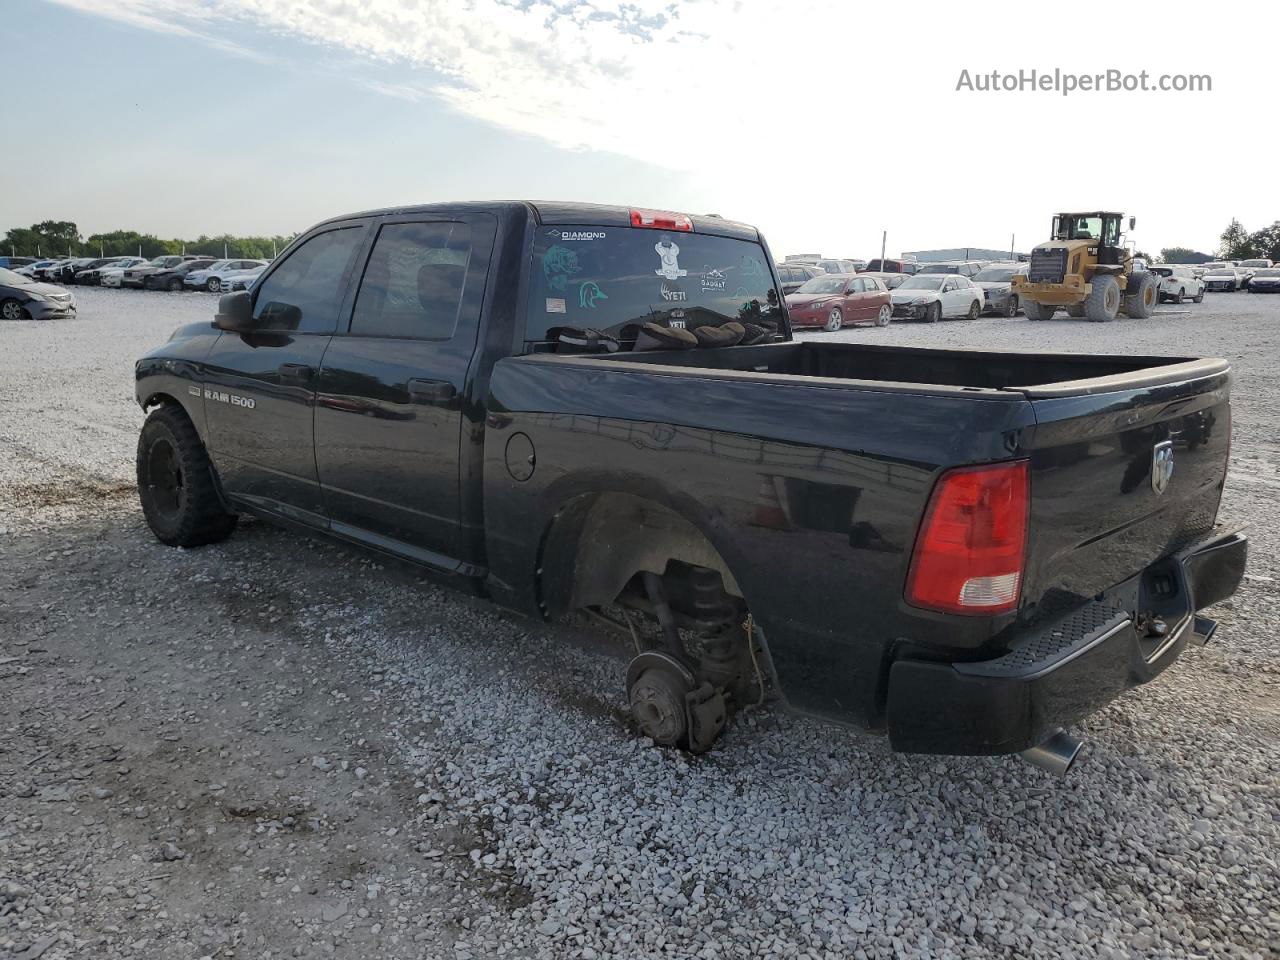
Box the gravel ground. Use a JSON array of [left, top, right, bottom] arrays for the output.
[[1, 286, 1278, 960]]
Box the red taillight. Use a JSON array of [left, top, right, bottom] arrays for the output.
[[906, 461, 1029, 615], [630, 208, 693, 231]]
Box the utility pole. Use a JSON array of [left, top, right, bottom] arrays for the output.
[[224, 240, 228, 259], [1010, 233, 1015, 259], [880, 230, 887, 270]]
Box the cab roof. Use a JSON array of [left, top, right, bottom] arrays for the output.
[[315, 201, 761, 243]]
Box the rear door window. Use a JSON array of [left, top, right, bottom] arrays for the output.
[[349, 222, 471, 340], [525, 225, 781, 342]]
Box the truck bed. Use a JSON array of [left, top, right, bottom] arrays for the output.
[[489, 339, 1232, 725]]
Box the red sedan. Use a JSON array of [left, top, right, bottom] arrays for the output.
[[784, 274, 892, 331]]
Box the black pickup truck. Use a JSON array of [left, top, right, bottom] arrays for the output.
[[135, 201, 1246, 768]]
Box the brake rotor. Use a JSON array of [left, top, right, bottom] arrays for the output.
[[627, 650, 696, 746], [628, 667, 689, 746]]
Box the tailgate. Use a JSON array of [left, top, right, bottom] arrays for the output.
[[1018, 363, 1231, 610]]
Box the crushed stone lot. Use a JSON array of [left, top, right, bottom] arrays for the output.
[[2, 286, 1279, 960]]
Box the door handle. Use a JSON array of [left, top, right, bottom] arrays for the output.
[[278, 362, 314, 383], [407, 378, 457, 405]]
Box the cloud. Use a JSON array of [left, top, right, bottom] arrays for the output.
[[43, 0, 781, 168], [46, 0, 266, 60], [41, 0, 1274, 257], [361, 79, 432, 103]]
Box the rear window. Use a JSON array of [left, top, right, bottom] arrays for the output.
[[525, 225, 780, 342]]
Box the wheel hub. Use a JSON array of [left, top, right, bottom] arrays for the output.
[[629, 668, 688, 745], [145, 439, 183, 517]]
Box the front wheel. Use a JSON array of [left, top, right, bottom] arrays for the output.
[[966, 299, 980, 320], [1085, 274, 1121, 322], [168, 277, 183, 292], [1, 298, 26, 321], [1004, 295, 1019, 318], [1193, 287, 1204, 303], [874, 304, 891, 327], [824, 307, 843, 332], [1173, 288, 1184, 304], [207, 278, 221, 293], [925, 301, 941, 323], [137, 404, 237, 547]]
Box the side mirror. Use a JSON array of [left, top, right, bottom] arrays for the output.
[[213, 290, 255, 332], [1129, 216, 1136, 230]]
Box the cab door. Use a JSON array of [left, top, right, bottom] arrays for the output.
[[313, 213, 497, 567], [202, 221, 371, 524]]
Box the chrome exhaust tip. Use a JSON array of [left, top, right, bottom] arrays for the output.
[[1019, 729, 1083, 777]]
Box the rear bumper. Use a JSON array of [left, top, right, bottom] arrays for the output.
[[885, 528, 1248, 755]]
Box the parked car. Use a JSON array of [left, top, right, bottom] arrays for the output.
[[145, 258, 219, 291], [71, 257, 132, 284], [1148, 265, 1205, 303], [889, 274, 983, 321], [857, 271, 911, 290], [184, 259, 269, 293], [77, 257, 147, 285], [132, 199, 1246, 764], [0, 267, 77, 320], [863, 258, 918, 274], [13, 259, 58, 278], [220, 266, 267, 292], [50, 258, 100, 284], [122, 254, 210, 288], [99, 264, 135, 288], [972, 262, 1028, 317], [785, 274, 891, 330], [776, 262, 825, 296], [1246, 267, 1280, 293], [814, 258, 863, 275], [0, 257, 37, 269], [1202, 268, 1243, 292], [1236, 260, 1273, 289], [32, 259, 71, 282], [916, 260, 984, 279]]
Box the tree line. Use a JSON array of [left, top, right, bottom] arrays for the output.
[[1157, 217, 1280, 264], [3, 220, 296, 261]]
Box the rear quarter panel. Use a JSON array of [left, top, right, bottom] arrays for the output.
[[482, 357, 1037, 725]]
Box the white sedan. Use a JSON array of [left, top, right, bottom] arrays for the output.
[[1148, 265, 1205, 304], [220, 265, 267, 292], [889, 274, 983, 322], [184, 258, 269, 293]]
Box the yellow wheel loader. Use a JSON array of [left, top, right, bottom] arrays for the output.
[[1012, 212, 1158, 322]]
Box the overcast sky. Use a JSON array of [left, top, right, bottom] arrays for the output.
[[7, 0, 1277, 259]]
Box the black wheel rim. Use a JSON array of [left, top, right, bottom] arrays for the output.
[[145, 439, 183, 517]]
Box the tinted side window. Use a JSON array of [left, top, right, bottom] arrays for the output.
[[350, 222, 471, 340], [253, 227, 365, 333]]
